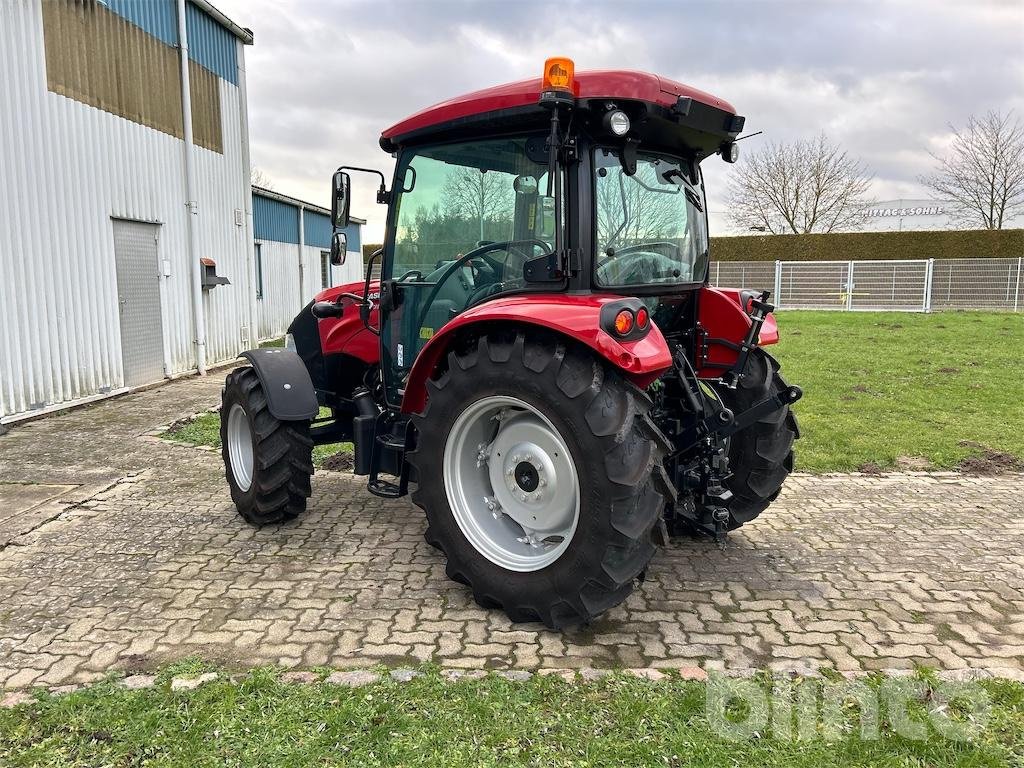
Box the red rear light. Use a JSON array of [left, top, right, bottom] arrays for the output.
[[613, 309, 634, 336], [635, 307, 649, 329]]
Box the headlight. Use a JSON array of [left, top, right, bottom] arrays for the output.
[[604, 109, 630, 137], [284, 333, 296, 352]]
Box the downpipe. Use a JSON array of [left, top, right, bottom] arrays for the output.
[[177, 0, 208, 375]]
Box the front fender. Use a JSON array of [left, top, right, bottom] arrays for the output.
[[238, 348, 319, 421], [400, 294, 672, 414]]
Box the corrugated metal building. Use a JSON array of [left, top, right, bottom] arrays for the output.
[[0, 0, 362, 423], [252, 187, 364, 340]]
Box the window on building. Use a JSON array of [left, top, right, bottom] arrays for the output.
[[254, 243, 263, 300], [321, 251, 332, 290]]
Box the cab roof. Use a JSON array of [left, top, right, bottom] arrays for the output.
[[380, 70, 739, 152]]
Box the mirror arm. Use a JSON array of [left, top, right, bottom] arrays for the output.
[[359, 249, 383, 336], [336, 165, 390, 203]]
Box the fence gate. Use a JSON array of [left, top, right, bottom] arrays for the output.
[[112, 219, 165, 387]]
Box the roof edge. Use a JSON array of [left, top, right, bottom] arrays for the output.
[[190, 0, 254, 44], [252, 186, 367, 225]]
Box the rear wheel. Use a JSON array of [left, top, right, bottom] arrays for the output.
[[221, 367, 314, 526], [410, 330, 671, 629], [712, 349, 799, 529]]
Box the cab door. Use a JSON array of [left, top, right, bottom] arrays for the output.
[[378, 136, 558, 408]]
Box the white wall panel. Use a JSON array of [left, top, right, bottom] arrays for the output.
[[255, 241, 364, 341], [0, 0, 253, 419]]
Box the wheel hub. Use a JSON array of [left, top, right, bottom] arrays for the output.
[[514, 462, 539, 492], [443, 395, 580, 572]]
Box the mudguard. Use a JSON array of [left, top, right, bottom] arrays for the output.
[[695, 286, 779, 378], [238, 348, 319, 421], [400, 293, 673, 414]]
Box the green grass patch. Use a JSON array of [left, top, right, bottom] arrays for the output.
[[164, 312, 1022, 474], [775, 311, 1024, 472], [161, 410, 351, 469], [259, 336, 286, 348], [1, 667, 1021, 767]]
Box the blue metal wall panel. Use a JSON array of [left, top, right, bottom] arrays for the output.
[[253, 194, 300, 244], [343, 222, 362, 254], [100, 0, 239, 84], [305, 212, 362, 252], [185, 2, 238, 84], [102, 0, 178, 46], [303, 211, 332, 249]]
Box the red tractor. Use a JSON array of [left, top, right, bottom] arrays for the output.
[[220, 59, 801, 629]]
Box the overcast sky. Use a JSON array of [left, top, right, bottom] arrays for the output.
[[216, 0, 1024, 241]]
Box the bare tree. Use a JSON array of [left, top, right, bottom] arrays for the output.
[[595, 164, 682, 248], [442, 167, 513, 241], [250, 167, 274, 190], [920, 111, 1024, 230], [727, 134, 873, 234]]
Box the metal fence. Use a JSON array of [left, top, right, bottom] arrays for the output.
[[711, 257, 1024, 312]]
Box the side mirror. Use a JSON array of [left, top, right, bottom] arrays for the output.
[[331, 170, 351, 228], [330, 231, 348, 265]]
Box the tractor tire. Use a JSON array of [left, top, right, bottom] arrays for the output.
[[713, 348, 799, 529], [410, 330, 671, 630], [220, 366, 314, 526]]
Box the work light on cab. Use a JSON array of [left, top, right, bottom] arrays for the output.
[[603, 109, 630, 136]]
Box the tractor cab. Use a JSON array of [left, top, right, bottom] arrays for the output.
[[335, 61, 745, 412], [221, 59, 801, 629]]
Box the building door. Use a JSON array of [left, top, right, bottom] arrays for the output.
[[112, 219, 165, 387]]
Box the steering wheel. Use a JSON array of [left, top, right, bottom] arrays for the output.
[[413, 239, 549, 336], [397, 269, 424, 282], [597, 241, 681, 271]]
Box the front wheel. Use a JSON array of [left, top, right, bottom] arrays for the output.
[[220, 367, 314, 526], [410, 330, 672, 629], [712, 349, 799, 529]]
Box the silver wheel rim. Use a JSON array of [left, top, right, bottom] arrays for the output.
[[443, 395, 580, 572], [227, 403, 255, 492]]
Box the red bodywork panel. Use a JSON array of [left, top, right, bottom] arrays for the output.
[[381, 70, 736, 147], [314, 282, 381, 364], [310, 282, 778, 404], [400, 294, 673, 414], [695, 286, 779, 378]]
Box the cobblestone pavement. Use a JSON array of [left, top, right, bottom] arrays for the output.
[[0, 373, 1022, 689]]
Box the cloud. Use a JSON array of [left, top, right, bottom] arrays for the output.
[[218, 0, 1024, 239]]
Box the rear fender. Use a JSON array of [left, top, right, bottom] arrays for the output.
[[238, 348, 319, 421], [696, 286, 779, 378], [400, 294, 672, 414]]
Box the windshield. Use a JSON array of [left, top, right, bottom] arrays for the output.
[[593, 148, 709, 288]]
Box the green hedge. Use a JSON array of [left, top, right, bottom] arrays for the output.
[[710, 229, 1024, 262]]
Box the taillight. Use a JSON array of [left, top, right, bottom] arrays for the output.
[[600, 300, 651, 341], [635, 307, 649, 329], [613, 309, 634, 336]]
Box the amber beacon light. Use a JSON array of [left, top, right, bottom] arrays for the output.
[[542, 57, 575, 93]]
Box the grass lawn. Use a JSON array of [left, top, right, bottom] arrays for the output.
[[164, 312, 1022, 474], [1, 666, 1021, 767], [774, 311, 1023, 472], [162, 409, 351, 469]]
